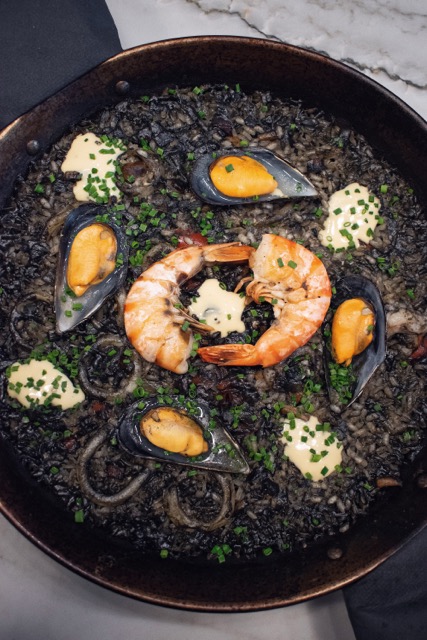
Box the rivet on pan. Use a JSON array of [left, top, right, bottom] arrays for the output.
[[26, 140, 40, 155], [416, 473, 427, 489], [115, 80, 130, 96], [327, 546, 343, 560]]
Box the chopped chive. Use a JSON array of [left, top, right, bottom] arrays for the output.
[[320, 466, 329, 476], [74, 509, 85, 523]]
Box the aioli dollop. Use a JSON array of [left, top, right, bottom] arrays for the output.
[[189, 278, 246, 337], [7, 359, 85, 410], [61, 132, 125, 203], [281, 414, 343, 481], [319, 183, 382, 250]]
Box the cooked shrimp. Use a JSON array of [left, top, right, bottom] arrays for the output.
[[124, 242, 254, 374], [198, 234, 332, 367]]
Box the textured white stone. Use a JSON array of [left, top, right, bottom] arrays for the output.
[[106, 0, 427, 119]]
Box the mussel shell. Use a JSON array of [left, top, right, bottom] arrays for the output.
[[324, 275, 386, 407], [190, 148, 318, 205], [55, 204, 129, 332], [118, 398, 250, 474]]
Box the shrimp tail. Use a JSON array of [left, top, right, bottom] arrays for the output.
[[205, 243, 254, 264], [198, 344, 260, 367]]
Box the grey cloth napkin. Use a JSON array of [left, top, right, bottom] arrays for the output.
[[344, 526, 427, 640], [0, 0, 122, 128]]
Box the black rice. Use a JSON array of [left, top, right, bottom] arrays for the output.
[[0, 84, 426, 561]]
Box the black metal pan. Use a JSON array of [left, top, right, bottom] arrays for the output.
[[0, 36, 426, 611]]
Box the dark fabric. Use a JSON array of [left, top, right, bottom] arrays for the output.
[[343, 526, 427, 640], [1, 3, 426, 638], [0, 0, 122, 129]]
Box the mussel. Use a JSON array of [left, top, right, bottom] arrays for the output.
[[324, 275, 386, 407], [55, 204, 128, 332], [118, 399, 250, 474], [190, 148, 318, 205]]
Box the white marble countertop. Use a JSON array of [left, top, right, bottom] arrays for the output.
[[106, 0, 427, 121], [1, 1, 426, 639]]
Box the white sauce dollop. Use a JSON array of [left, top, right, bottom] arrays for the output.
[[281, 414, 343, 482], [7, 359, 85, 410], [61, 132, 125, 202], [188, 278, 246, 338], [319, 183, 382, 250]]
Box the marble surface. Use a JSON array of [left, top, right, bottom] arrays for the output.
[[1, 1, 426, 639], [105, 0, 427, 121]]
